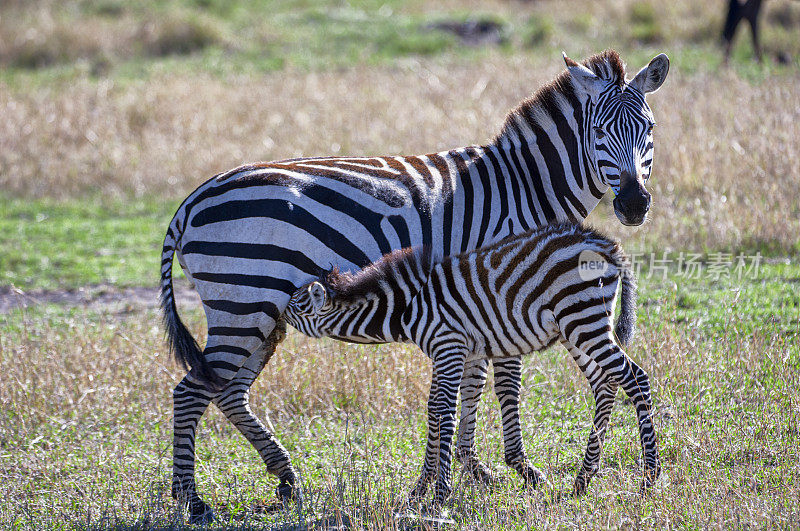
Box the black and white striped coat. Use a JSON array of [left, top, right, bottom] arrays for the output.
[[161, 50, 669, 521], [285, 222, 658, 503]]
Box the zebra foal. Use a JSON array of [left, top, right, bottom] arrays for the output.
[[285, 222, 659, 503]]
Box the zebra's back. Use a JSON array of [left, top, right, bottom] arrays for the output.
[[404, 222, 629, 358]]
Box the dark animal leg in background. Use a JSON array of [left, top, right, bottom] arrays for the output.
[[748, 7, 763, 63], [722, 0, 764, 63]]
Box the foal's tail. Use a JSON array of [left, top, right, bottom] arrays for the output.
[[612, 250, 637, 347]]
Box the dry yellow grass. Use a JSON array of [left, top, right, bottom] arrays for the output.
[[2, 55, 799, 253], [0, 4, 226, 69], [1, 301, 797, 527]]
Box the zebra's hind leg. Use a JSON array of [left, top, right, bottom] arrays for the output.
[[615, 355, 660, 492], [454, 358, 496, 486], [492, 357, 547, 489], [560, 337, 620, 497], [212, 319, 301, 503], [172, 374, 217, 524], [172, 315, 298, 524], [572, 381, 619, 496]]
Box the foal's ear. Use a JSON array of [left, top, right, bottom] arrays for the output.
[[630, 53, 670, 94], [307, 282, 328, 311]]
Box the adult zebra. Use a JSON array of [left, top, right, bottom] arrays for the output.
[[161, 49, 669, 522]]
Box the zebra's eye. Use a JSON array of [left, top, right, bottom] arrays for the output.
[[647, 122, 655, 134], [594, 126, 606, 140]]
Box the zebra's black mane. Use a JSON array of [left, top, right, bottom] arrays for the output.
[[494, 49, 626, 144], [324, 246, 433, 303]]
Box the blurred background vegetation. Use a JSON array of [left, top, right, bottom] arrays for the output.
[[1, 2, 799, 529], [1, 0, 799, 289], [1, 0, 799, 77]]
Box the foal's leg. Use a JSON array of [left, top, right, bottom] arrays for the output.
[[457, 357, 545, 488], [573, 380, 619, 496], [431, 349, 467, 505], [409, 371, 440, 501], [492, 357, 547, 488], [455, 358, 496, 484], [561, 337, 620, 496], [615, 355, 660, 491]]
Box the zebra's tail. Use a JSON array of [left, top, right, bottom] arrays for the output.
[[613, 251, 637, 347], [160, 217, 224, 391]]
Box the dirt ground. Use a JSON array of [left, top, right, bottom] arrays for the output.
[[0, 281, 201, 315]]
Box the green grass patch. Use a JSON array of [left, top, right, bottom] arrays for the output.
[[0, 0, 501, 83], [0, 195, 178, 290], [636, 259, 800, 338], [3, 0, 795, 88]]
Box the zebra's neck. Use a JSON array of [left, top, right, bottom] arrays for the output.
[[487, 87, 607, 226]]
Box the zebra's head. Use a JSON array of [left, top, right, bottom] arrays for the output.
[[565, 51, 670, 226], [284, 281, 331, 338]]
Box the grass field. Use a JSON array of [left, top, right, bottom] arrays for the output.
[[1, 0, 799, 529]]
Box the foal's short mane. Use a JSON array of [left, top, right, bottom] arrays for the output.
[[494, 49, 626, 144], [325, 247, 432, 303], [325, 222, 624, 304]]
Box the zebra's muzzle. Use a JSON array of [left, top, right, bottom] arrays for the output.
[[613, 180, 651, 226]]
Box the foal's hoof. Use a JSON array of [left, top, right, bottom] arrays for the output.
[[175, 494, 215, 525], [465, 459, 498, 487], [639, 476, 659, 495], [523, 467, 551, 491], [639, 462, 661, 494], [571, 476, 589, 498]]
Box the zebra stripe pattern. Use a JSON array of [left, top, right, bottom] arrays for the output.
[[160, 49, 669, 522], [285, 222, 659, 503]]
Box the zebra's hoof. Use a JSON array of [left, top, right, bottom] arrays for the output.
[[276, 480, 302, 504], [406, 483, 427, 506], [432, 482, 453, 506], [572, 475, 589, 498], [464, 459, 497, 487], [188, 505, 214, 525]]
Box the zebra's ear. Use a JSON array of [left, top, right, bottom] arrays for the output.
[[630, 53, 670, 94], [307, 281, 328, 312], [563, 51, 604, 101]]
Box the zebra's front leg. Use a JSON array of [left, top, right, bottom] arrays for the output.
[[492, 357, 547, 489], [454, 357, 496, 486], [212, 319, 301, 503], [172, 373, 217, 524], [409, 371, 440, 503]]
